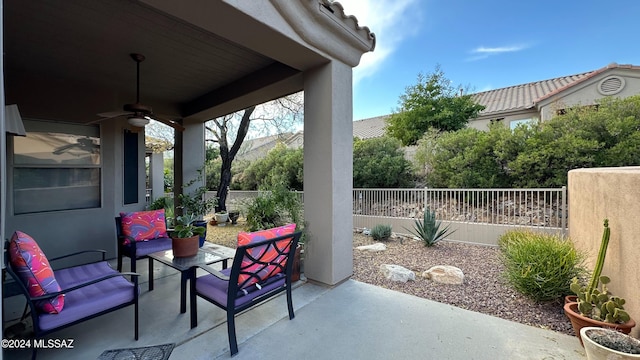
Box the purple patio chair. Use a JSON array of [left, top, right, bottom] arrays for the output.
[[4, 231, 139, 360], [190, 230, 302, 356], [116, 210, 173, 291]]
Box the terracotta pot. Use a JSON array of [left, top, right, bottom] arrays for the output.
[[172, 235, 199, 257], [564, 302, 636, 346], [565, 295, 578, 304]]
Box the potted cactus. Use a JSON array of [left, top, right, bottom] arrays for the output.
[[564, 219, 636, 345]]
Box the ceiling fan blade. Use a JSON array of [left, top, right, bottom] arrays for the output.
[[97, 110, 132, 118], [86, 110, 133, 125], [150, 114, 185, 131]]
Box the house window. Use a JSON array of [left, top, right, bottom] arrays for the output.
[[510, 118, 535, 130], [12, 120, 101, 214]]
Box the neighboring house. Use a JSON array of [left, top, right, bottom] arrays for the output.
[[232, 63, 640, 164], [236, 131, 303, 161], [469, 63, 640, 130], [237, 116, 390, 160]]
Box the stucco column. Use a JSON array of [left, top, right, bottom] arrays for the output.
[[150, 152, 164, 200], [179, 121, 206, 206], [303, 61, 353, 285]]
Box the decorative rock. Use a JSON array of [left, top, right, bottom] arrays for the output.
[[422, 265, 464, 285], [356, 243, 387, 252], [362, 228, 371, 236], [380, 264, 415, 282]]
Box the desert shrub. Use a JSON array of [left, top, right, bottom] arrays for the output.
[[499, 230, 586, 302], [234, 144, 303, 190], [243, 182, 303, 233], [370, 224, 392, 241], [353, 136, 413, 188]]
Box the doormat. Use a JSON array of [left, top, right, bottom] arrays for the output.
[[97, 343, 175, 360]]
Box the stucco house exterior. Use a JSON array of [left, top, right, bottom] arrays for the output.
[[469, 63, 640, 130], [1, 0, 375, 323]]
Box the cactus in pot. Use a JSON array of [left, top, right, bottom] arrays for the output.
[[569, 219, 630, 324]]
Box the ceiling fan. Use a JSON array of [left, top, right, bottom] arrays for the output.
[[92, 53, 184, 131]]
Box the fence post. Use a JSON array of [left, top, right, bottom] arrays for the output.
[[561, 186, 567, 236]]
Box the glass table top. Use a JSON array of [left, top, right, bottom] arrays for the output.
[[148, 247, 231, 271]]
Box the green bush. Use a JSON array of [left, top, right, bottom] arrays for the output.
[[499, 230, 586, 302], [243, 182, 304, 235], [234, 144, 303, 190], [353, 136, 413, 188], [370, 224, 392, 241]]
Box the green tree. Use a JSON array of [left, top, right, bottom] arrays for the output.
[[386, 66, 485, 146], [353, 136, 413, 188], [234, 143, 304, 190]]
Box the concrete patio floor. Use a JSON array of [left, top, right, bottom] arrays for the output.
[[3, 244, 587, 360]]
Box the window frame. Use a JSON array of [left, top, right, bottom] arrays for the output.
[[11, 119, 102, 215]]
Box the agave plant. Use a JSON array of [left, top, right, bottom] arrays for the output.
[[405, 208, 455, 247]]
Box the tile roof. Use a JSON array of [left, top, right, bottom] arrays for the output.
[[321, 0, 376, 51], [471, 63, 640, 116], [353, 115, 388, 139]]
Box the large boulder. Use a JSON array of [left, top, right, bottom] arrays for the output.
[[356, 243, 387, 252], [422, 265, 464, 285], [380, 264, 415, 282]]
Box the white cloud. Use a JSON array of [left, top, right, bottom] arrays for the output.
[[336, 0, 422, 84], [466, 44, 529, 61]]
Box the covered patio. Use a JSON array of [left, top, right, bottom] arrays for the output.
[[3, 0, 372, 331], [0, 1, 589, 359], [3, 255, 586, 359]]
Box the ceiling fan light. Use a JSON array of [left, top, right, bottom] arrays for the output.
[[128, 116, 149, 127]]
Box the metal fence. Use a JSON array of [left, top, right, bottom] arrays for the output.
[[154, 188, 567, 245], [353, 187, 567, 245], [353, 188, 567, 227]]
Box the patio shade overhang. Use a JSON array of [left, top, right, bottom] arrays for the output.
[[4, 0, 375, 124]]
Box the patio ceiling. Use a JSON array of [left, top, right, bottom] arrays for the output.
[[4, 0, 329, 124]]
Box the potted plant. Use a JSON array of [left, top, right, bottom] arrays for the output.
[[178, 169, 217, 246], [170, 213, 206, 257], [214, 210, 229, 225], [565, 219, 636, 344], [580, 327, 640, 359], [228, 210, 240, 225]]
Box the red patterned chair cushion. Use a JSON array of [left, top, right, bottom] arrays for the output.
[[119, 210, 168, 244], [236, 223, 296, 289], [9, 231, 64, 314]]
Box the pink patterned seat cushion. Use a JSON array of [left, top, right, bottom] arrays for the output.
[[236, 223, 296, 289], [120, 210, 168, 244], [9, 231, 64, 314]]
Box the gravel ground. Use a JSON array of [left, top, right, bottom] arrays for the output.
[[206, 223, 574, 336]]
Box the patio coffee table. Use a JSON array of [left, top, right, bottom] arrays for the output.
[[148, 247, 232, 313]]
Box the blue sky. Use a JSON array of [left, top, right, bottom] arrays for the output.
[[339, 0, 640, 121]]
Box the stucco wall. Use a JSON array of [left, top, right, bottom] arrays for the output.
[[568, 167, 640, 338], [539, 69, 640, 121]]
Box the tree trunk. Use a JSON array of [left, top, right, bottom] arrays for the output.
[[216, 160, 232, 212], [215, 106, 255, 212]]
